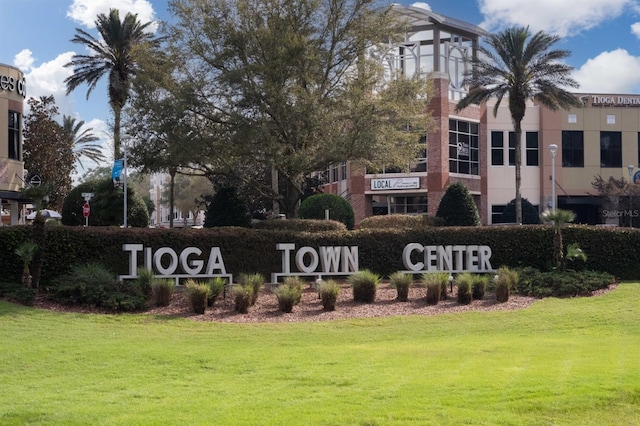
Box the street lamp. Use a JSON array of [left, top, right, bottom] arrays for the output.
[[628, 165, 634, 228], [549, 144, 558, 213]]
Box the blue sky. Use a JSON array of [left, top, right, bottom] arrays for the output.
[[3, 0, 640, 171]]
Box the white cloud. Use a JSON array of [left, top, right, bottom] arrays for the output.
[[479, 0, 632, 37], [632, 22, 640, 39], [573, 49, 640, 93], [13, 49, 35, 72], [67, 0, 157, 31]]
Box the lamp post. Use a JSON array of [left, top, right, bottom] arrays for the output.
[[549, 144, 558, 213], [628, 165, 634, 228]]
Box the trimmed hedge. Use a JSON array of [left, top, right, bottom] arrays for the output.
[[1, 224, 640, 287]]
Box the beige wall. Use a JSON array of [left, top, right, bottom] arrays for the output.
[[0, 63, 26, 194]]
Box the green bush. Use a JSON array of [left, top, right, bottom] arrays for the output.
[[204, 186, 251, 228], [455, 273, 473, 305], [51, 263, 146, 312], [206, 277, 227, 307], [318, 280, 340, 311], [238, 273, 264, 306], [274, 277, 304, 313], [253, 218, 346, 232], [185, 279, 210, 314], [500, 198, 542, 224], [436, 182, 480, 226], [358, 215, 443, 230], [349, 270, 380, 303], [298, 194, 355, 230], [516, 268, 615, 297], [389, 271, 412, 301], [472, 275, 489, 300], [151, 279, 174, 307]]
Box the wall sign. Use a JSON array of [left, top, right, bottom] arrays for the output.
[[0, 74, 26, 98], [371, 177, 420, 191]]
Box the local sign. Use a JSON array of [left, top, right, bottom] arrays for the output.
[[370, 177, 420, 191]]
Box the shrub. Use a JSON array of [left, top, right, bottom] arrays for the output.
[[185, 280, 210, 314], [238, 273, 264, 306], [455, 273, 473, 305], [358, 215, 443, 230], [206, 277, 227, 307], [231, 284, 253, 314], [274, 277, 304, 313], [151, 279, 174, 307], [204, 186, 251, 228], [495, 266, 518, 303], [348, 270, 380, 303], [253, 219, 346, 232], [435, 182, 480, 226], [14, 240, 38, 288], [389, 271, 412, 301], [516, 268, 614, 298], [425, 281, 441, 305], [421, 272, 450, 301], [500, 198, 542, 224], [298, 193, 355, 230], [51, 263, 147, 312], [318, 280, 340, 311], [135, 268, 155, 299], [472, 275, 489, 300]]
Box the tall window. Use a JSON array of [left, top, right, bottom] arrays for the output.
[[491, 131, 504, 166], [562, 131, 584, 167], [526, 132, 539, 166], [491, 205, 506, 224], [332, 164, 338, 182], [508, 132, 516, 166], [600, 131, 622, 167], [8, 111, 20, 160], [449, 119, 479, 175], [389, 196, 427, 214], [340, 162, 347, 181]]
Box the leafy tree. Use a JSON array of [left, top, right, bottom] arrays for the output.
[[62, 115, 106, 169], [204, 186, 251, 228], [62, 179, 149, 227], [23, 96, 73, 210], [436, 182, 480, 226], [541, 209, 576, 271], [455, 26, 580, 224], [64, 8, 162, 158], [165, 173, 213, 226], [591, 174, 640, 227], [298, 193, 355, 230], [161, 0, 435, 218], [501, 198, 541, 224], [80, 166, 112, 184]]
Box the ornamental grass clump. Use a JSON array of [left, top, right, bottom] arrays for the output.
[[238, 273, 264, 306], [472, 274, 489, 300], [495, 266, 519, 302], [185, 279, 210, 315], [274, 277, 304, 313], [421, 272, 450, 304], [456, 272, 473, 305], [389, 271, 412, 302], [318, 280, 340, 311], [206, 277, 226, 307], [349, 270, 380, 303], [231, 285, 253, 314], [151, 279, 174, 307]]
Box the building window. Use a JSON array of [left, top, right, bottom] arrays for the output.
[[562, 131, 584, 167], [607, 114, 616, 124], [410, 137, 427, 172], [508, 132, 516, 166], [449, 119, 479, 175], [332, 164, 338, 182], [491, 131, 504, 166], [568, 114, 577, 124], [340, 162, 347, 181], [526, 132, 539, 166], [491, 205, 506, 224], [8, 111, 20, 160], [600, 131, 622, 167], [389, 195, 427, 214]]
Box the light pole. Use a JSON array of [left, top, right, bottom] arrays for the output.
[[549, 144, 558, 213], [628, 165, 634, 228]]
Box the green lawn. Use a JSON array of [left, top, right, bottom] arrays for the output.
[[1, 284, 639, 425]]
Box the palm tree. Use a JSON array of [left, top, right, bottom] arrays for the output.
[[62, 115, 106, 170], [541, 208, 576, 271], [64, 8, 160, 158], [455, 26, 581, 224]]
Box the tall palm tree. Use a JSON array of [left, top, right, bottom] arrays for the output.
[[455, 26, 581, 224], [64, 8, 159, 158], [62, 115, 106, 170]]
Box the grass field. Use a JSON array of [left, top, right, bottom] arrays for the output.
[[1, 284, 639, 425]]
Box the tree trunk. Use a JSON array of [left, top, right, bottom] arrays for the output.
[[514, 119, 523, 224], [113, 105, 121, 159], [31, 213, 46, 289], [169, 168, 176, 228]]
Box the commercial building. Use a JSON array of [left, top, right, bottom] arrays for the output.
[[323, 5, 640, 227], [0, 63, 26, 225]]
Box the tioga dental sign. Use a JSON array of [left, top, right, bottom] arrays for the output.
[[0, 73, 26, 98]]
